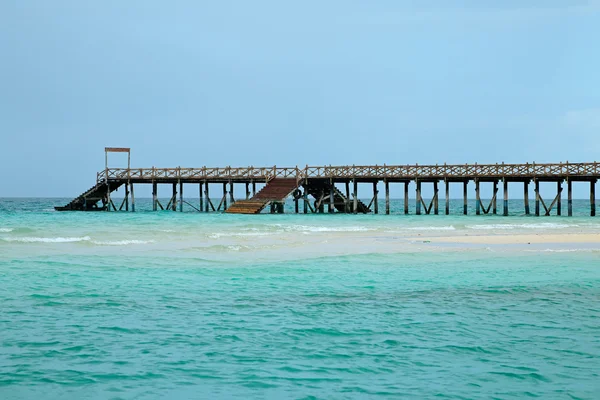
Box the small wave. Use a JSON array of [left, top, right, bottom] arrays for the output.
[[468, 223, 579, 230], [526, 248, 600, 253], [91, 240, 154, 246], [275, 224, 374, 233], [0, 236, 91, 243], [402, 226, 455, 231], [0, 228, 13, 233]]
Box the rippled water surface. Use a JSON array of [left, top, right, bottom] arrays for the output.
[[1, 199, 599, 399]]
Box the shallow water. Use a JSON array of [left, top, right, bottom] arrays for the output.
[[1, 198, 599, 399]]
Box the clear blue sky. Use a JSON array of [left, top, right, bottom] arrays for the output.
[[1, 1, 599, 198]]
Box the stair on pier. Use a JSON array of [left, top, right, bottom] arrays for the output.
[[55, 182, 124, 211], [226, 178, 299, 214], [306, 182, 371, 213]]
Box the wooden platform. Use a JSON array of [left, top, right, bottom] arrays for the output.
[[226, 179, 299, 214]]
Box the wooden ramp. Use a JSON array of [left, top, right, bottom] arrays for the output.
[[55, 182, 123, 211], [226, 178, 299, 214]]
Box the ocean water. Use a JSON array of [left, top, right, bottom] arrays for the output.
[[1, 198, 599, 399]]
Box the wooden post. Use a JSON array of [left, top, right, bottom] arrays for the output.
[[524, 181, 530, 215], [433, 181, 439, 215], [416, 180, 421, 215], [373, 181, 378, 214], [353, 179, 358, 214], [125, 183, 129, 211], [535, 180, 540, 216], [199, 182, 203, 212], [106, 183, 111, 212], [503, 179, 508, 216], [295, 195, 299, 214], [152, 181, 157, 211], [246, 182, 250, 200], [223, 182, 228, 210], [404, 182, 409, 215], [303, 186, 308, 214], [172, 183, 177, 211], [205, 183, 210, 212], [591, 180, 596, 217], [329, 179, 334, 213], [130, 182, 135, 212], [492, 181, 498, 215], [568, 180, 572, 217], [463, 181, 468, 215], [252, 181, 256, 197], [385, 179, 390, 215], [475, 179, 481, 215], [229, 181, 235, 204], [445, 180, 450, 215], [179, 180, 183, 212], [557, 181, 562, 216]]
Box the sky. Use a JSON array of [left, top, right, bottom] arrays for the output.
[[1, 1, 599, 198]]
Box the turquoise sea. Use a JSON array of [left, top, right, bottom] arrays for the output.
[[1, 198, 599, 399]]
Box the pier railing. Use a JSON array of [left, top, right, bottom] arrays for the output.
[[98, 162, 600, 184]]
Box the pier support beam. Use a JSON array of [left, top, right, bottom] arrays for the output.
[[353, 179, 358, 214], [493, 181, 498, 215], [179, 180, 183, 212], [130, 182, 135, 212], [246, 182, 250, 200], [404, 182, 409, 215], [416, 181, 422, 215], [205, 183, 210, 212], [568, 180, 572, 217], [385, 180, 390, 215], [223, 183, 228, 211], [557, 181, 562, 216], [124, 184, 129, 211], [433, 181, 439, 215], [524, 181, 530, 215], [252, 181, 256, 197], [535, 180, 540, 216], [172, 183, 177, 211], [445, 180, 450, 215], [503, 179, 508, 216], [152, 182, 157, 211], [373, 182, 379, 214], [591, 180, 596, 217], [475, 180, 481, 215], [463, 181, 468, 215], [303, 185, 308, 214], [329, 180, 335, 213], [229, 182, 235, 204], [106, 183, 111, 212], [199, 182, 204, 212]]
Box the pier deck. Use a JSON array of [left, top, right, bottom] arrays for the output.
[[56, 150, 599, 216]]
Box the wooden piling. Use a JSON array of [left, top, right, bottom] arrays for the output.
[[130, 182, 135, 212], [229, 182, 235, 204], [246, 182, 250, 200], [568, 180, 572, 217], [416, 180, 421, 215], [205, 183, 210, 212], [172, 183, 177, 211], [493, 181, 498, 214], [373, 182, 379, 214], [524, 181, 530, 215], [503, 179, 508, 216], [475, 180, 481, 215], [179, 180, 183, 212], [303, 186, 308, 214], [535, 180, 540, 216], [433, 181, 439, 215], [404, 182, 409, 214], [152, 181, 157, 211], [591, 180, 596, 217], [329, 180, 334, 213], [445, 180, 450, 215], [557, 181, 562, 216], [385, 179, 390, 215], [463, 181, 468, 215], [252, 181, 256, 197], [353, 179, 358, 214], [106, 183, 111, 212], [125, 184, 129, 211], [199, 182, 203, 212], [223, 183, 228, 210]]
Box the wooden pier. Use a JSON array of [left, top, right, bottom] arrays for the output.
[[55, 148, 599, 216]]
